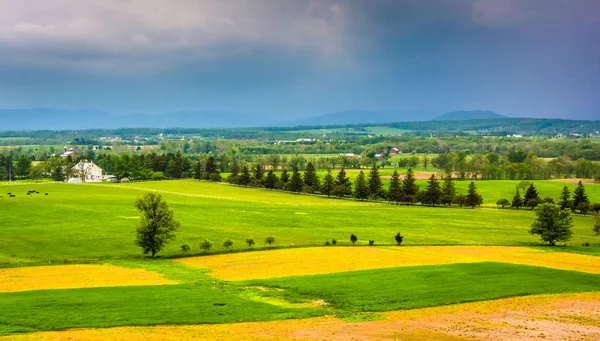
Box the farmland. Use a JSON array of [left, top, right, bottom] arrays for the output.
[[1, 179, 600, 339]]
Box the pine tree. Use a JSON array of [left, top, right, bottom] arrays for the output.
[[558, 186, 572, 210], [238, 165, 251, 186], [51, 166, 65, 182], [333, 168, 352, 197], [303, 162, 319, 193], [264, 170, 277, 190], [204, 155, 218, 180], [335, 168, 350, 186], [368, 165, 383, 200], [423, 174, 442, 206], [441, 174, 455, 206], [465, 181, 483, 208], [253, 163, 264, 185], [288, 167, 304, 193], [280, 169, 289, 183], [321, 169, 335, 197], [524, 184, 540, 209], [354, 171, 369, 201], [227, 160, 239, 184], [387, 170, 403, 203], [402, 168, 418, 196], [511, 189, 523, 209], [193, 160, 203, 180], [572, 181, 590, 209]]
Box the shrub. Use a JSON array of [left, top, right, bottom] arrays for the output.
[[325, 241, 331, 246], [594, 213, 600, 236], [350, 234, 358, 244], [369, 240, 375, 246], [223, 239, 233, 250], [209, 172, 222, 182], [582, 242, 590, 247], [180, 244, 190, 254], [525, 198, 540, 210], [246, 238, 255, 248], [332, 239, 337, 245], [591, 203, 600, 214], [394, 233, 404, 245], [576, 202, 590, 214], [200, 239, 212, 252], [264, 236, 275, 246], [496, 198, 510, 208], [542, 197, 555, 204]]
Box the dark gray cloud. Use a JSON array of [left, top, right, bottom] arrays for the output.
[[0, 0, 598, 119]]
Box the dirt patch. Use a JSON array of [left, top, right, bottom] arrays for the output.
[[381, 171, 439, 180], [7, 292, 600, 340], [0, 264, 175, 293], [550, 178, 597, 184], [175, 246, 600, 281]]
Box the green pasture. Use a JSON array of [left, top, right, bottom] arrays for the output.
[[243, 262, 600, 313], [2, 260, 600, 335], [1, 180, 599, 266]]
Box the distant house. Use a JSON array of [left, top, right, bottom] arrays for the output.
[[568, 133, 583, 139], [375, 154, 383, 160], [71, 161, 103, 182], [389, 148, 400, 155], [341, 153, 362, 160]]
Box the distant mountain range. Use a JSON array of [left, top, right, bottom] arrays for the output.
[[433, 110, 508, 121], [0, 108, 509, 131]]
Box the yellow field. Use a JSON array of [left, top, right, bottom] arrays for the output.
[[176, 246, 600, 280], [6, 292, 600, 341], [0, 264, 175, 293]]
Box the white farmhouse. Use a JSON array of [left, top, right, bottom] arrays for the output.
[[71, 161, 103, 182]]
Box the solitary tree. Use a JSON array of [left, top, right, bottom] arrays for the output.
[[423, 174, 442, 206], [465, 181, 483, 208], [246, 238, 255, 248], [223, 239, 233, 250], [402, 168, 418, 196], [134, 192, 180, 257], [368, 165, 383, 200], [394, 232, 404, 245], [511, 189, 523, 209], [265, 236, 275, 246], [558, 185, 571, 210], [529, 203, 573, 246], [387, 170, 403, 203], [264, 170, 278, 190], [200, 239, 212, 252], [350, 234, 358, 244], [321, 169, 335, 197], [572, 181, 590, 209], [353, 170, 369, 201]]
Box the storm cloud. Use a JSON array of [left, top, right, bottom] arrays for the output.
[[0, 0, 598, 118]]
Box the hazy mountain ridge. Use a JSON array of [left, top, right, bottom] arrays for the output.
[[433, 110, 508, 121]]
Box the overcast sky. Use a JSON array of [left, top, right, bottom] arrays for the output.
[[0, 0, 598, 119]]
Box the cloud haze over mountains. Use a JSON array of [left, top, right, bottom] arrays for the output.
[[0, 0, 598, 123]]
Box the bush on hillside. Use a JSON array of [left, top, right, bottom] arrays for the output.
[[394, 233, 404, 245], [200, 239, 212, 252], [223, 239, 233, 250], [180, 244, 190, 254], [350, 234, 358, 244], [246, 238, 255, 248], [265, 236, 275, 246]]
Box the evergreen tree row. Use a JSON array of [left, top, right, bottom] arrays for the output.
[[224, 163, 484, 208]]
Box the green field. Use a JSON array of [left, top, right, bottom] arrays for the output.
[[1, 180, 599, 266], [243, 262, 600, 312], [1, 179, 600, 338]]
